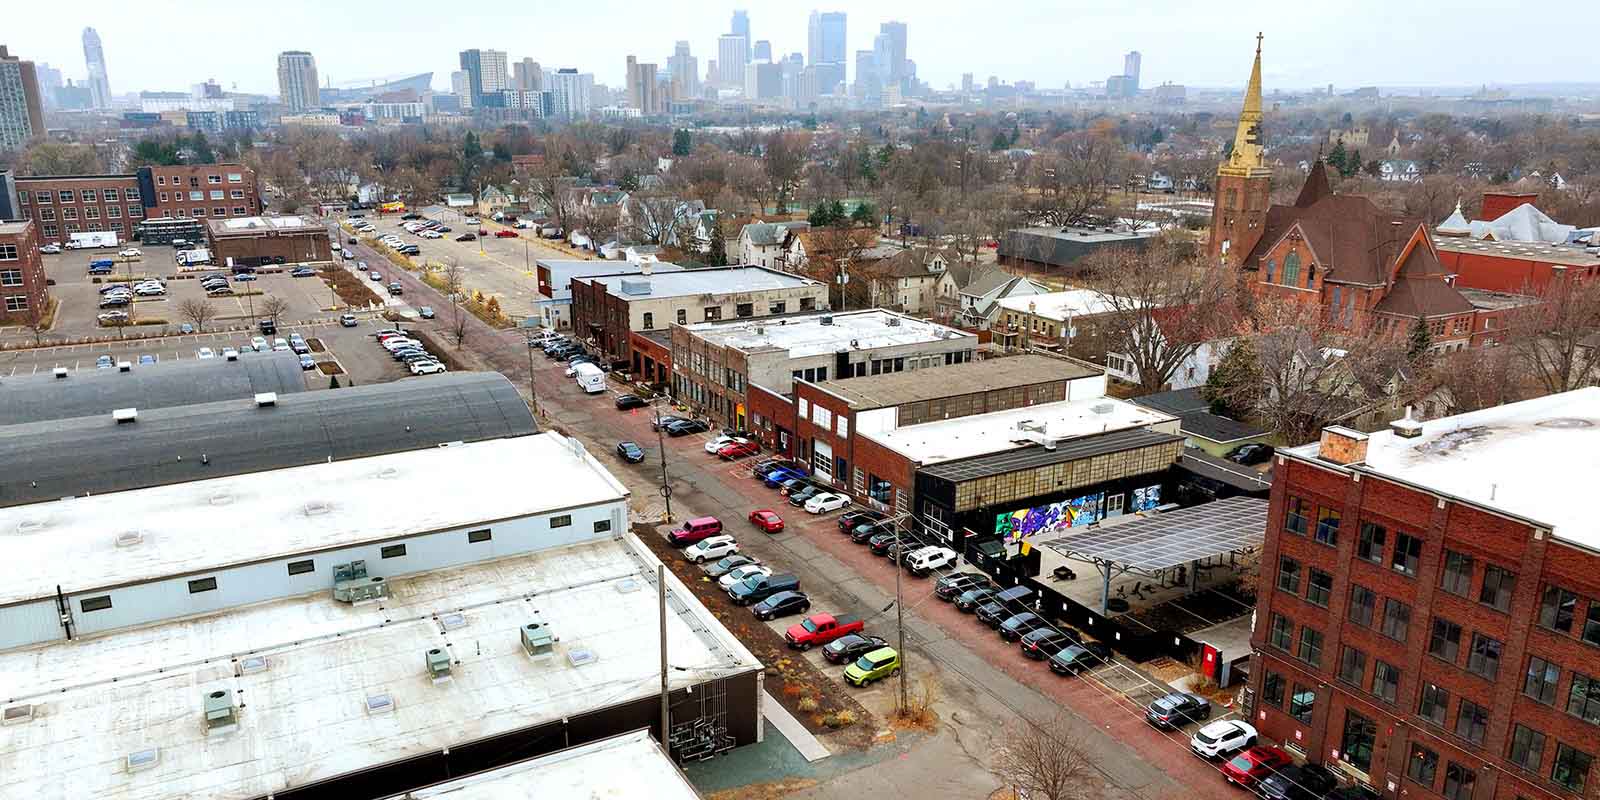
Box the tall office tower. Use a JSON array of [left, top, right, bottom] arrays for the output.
[[961, 73, 974, 94], [0, 46, 45, 151], [1124, 51, 1141, 93], [876, 21, 907, 90], [853, 49, 880, 107], [548, 68, 593, 118], [753, 40, 772, 62], [625, 56, 661, 114], [276, 51, 320, 112], [807, 11, 847, 66], [33, 62, 62, 110], [730, 10, 751, 58], [667, 41, 698, 101], [458, 49, 508, 107], [717, 35, 748, 91], [81, 27, 110, 108], [513, 58, 543, 91], [450, 70, 473, 108]]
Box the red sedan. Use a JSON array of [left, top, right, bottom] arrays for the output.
[[718, 439, 760, 460], [1219, 745, 1292, 789], [494, 229, 519, 238], [749, 509, 785, 534]]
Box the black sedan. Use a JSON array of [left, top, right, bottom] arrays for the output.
[[455, 233, 477, 241], [822, 634, 889, 665], [616, 441, 645, 463], [1225, 443, 1276, 466], [849, 523, 882, 544], [615, 394, 649, 410], [787, 485, 823, 507], [998, 612, 1051, 642], [837, 509, 884, 533], [867, 531, 898, 555], [975, 600, 1012, 627], [1048, 641, 1112, 675], [935, 573, 994, 601], [1144, 692, 1212, 729], [651, 414, 686, 431], [1258, 764, 1339, 800], [1019, 629, 1075, 659], [955, 587, 997, 612], [664, 419, 710, 437], [752, 590, 811, 621]]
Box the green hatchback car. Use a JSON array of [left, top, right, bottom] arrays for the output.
[[843, 646, 901, 687]]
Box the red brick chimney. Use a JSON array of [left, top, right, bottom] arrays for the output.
[[1318, 425, 1370, 466], [1480, 191, 1539, 221]]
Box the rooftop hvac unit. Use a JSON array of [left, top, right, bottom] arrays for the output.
[[202, 690, 238, 736], [114, 530, 144, 548], [425, 648, 453, 684], [112, 408, 138, 424], [332, 560, 388, 603], [364, 693, 395, 716], [886, 316, 901, 326], [619, 278, 652, 296], [520, 621, 556, 658], [1091, 403, 1114, 415], [52, 367, 68, 379]]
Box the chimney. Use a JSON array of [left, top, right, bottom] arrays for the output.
[[1318, 425, 1369, 465], [1480, 191, 1539, 220], [1389, 406, 1424, 439]]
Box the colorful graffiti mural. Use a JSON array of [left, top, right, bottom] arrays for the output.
[[1132, 485, 1162, 512], [994, 493, 1103, 543]]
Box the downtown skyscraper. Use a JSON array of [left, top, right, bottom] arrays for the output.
[[0, 46, 45, 151], [276, 51, 320, 112], [807, 11, 847, 98], [458, 49, 508, 108], [81, 27, 110, 109]]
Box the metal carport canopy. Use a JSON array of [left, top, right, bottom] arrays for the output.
[[1046, 496, 1269, 572]]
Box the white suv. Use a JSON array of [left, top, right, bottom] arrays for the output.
[[906, 546, 958, 576], [683, 535, 739, 563], [1189, 720, 1257, 759]]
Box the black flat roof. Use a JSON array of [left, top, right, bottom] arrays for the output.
[[918, 427, 1184, 484]]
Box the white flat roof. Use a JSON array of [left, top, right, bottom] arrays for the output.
[[385, 731, 699, 799], [0, 535, 758, 800], [1288, 387, 1600, 551], [0, 433, 629, 605], [864, 396, 1175, 465], [995, 289, 1124, 322], [586, 265, 819, 299], [685, 309, 974, 358], [215, 215, 317, 230]]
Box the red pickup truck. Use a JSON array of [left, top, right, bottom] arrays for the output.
[[784, 613, 864, 650]]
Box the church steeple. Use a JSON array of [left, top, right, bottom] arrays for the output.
[[1219, 33, 1272, 179]]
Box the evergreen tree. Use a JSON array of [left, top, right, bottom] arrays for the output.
[[491, 141, 512, 162], [851, 202, 877, 227], [1327, 140, 1348, 175], [828, 199, 846, 225], [808, 201, 844, 228], [1202, 339, 1263, 419], [462, 132, 483, 162], [1407, 318, 1433, 363], [707, 221, 728, 266], [992, 130, 1010, 151], [1343, 148, 1363, 178], [188, 132, 216, 164], [672, 129, 692, 156]]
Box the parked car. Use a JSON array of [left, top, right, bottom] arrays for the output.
[[616, 441, 645, 463], [96, 310, 130, 324], [119, 247, 142, 258], [727, 572, 798, 606], [290, 266, 317, 277], [388, 282, 403, 296], [196, 347, 215, 359], [340, 314, 358, 327], [95, 355, 115, 369], [867, 531, 899, 555], [998, 612, 1051, 642], [805, 492, 851, 514], [1189, 719, 1257, 760], [615, 394, 649, 410], [455, 233, 476, 241], [849, 522, 884, 544], [704, 553, 759, 579], [717, 439, 760, 460], [764, 468, 806, 489], [664, 419, 710, 437], [668, 516, 723, 546], [221, 347, 239, 360], [272, 337, 291, 352], [837, 509, 884, 533], [748, 509, 785, 534], [752, 590, 811, 621], [298, 354, 317, 370], [494, 229, 519, 238], [717, 564, 772, 590], [843, 647, 900, 687], [651, 414, 686, 431], [397, 245, 420, 255], [1257, 764, 1339, 800], [1219, 745, 1292, 790], [233, 272, 257, 282], [409, 360, 447, 375], [40, 243, 62, 254], [955, 587, 997, 612], [683, 534, 739, 564], [178, 323, 194, 334], [1019, 629, 1076, 659], [1048, 640, 1112, 675], [1144, 692, 1212, 729], [1225, 443, 1275, 466], [784, 613, 864, 650], [787, 485, 824, 507], [822, 634, 889, 665], [906, 546, 958, 576], [934, 573, 994, 601]]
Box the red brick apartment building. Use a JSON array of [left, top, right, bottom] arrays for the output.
[[0, 219, 47, 322], [7, 164, 260, 247], [1252, 389, 1600, 800]]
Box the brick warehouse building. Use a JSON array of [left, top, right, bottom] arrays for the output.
[[206, 215, 332, 266], [0, 220, 47, 322], [0, 164, 260, 247], [1250, 389, 1600, 800]]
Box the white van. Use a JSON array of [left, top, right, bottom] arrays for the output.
[[573, 362, 607, 394]]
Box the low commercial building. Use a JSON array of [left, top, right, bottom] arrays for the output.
[[0, 433, 762, 799], [1434, 236, 1600, 294], [997, 225, 1158, 273], [0, 219, 48, 323], [206, 214, 333, 266], [381, 730, 700, 800], [570, 265, 828, 369], [1253, 389, 1600, 800], [673, 308, 977, 433], [535, 257, 684, 332], [3, 163, 261, 247]]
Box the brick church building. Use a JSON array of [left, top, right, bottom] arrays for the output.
[[1207, 36, 1491, 353]]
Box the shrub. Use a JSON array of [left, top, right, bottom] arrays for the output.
[[796, 696, 818, 712]]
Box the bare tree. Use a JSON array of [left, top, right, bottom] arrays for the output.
[[575, 204, 621, 255], [1031, 132, 1130, 227], [797, 227, 876, 310], [526, 161, 575, 238], [178, 298, 218, 333], [1506, 278, 1600, 395], [441, 259, 469, 348], [1421, 345, 1526, 416], [991, 714, 1098, 800], [762, 131, 811, 214], [259, 296, 291, 332], [622, 191, 693, 247], [1084, 233, 1237, 393]]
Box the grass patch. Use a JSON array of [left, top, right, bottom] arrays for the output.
[[132, 317, 168, 326], [322, 269, 383, 308]]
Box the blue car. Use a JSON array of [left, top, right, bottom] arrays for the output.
[[764, 467, 808, 489]]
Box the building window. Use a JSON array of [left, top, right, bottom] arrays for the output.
[[1268, 613, 1293, 651], [593, 519, 612, 533], [287, 559, 315, 576], [80, 595, 112, 612], [193, 208, 206, 217], [769, 300, 786, 314], [157, 176, 166, 185], [1265, 258, 1276, 283], [125, 188, 139, 201], [228, 172, 242, 183], [1262, 670, 1286, 707], [1338, 646, 1367, 686], [231, 189, 244, 199], [82, 189, 99, 202], [107, 205, 121, 218], [84, 206, 99, 219], [1283, 251, 1302, 286], [0, 244, 16, 262], [1540, 585, 1578, 632], [1568, 672, 1600, 725], [1552, 743, 1594, 793], [1372, 660, 1400, 703], [1392, 532, 1422, 576], [800, 296, 816, 311], [1277, 556, 1301, 594], [1289, 684, 1315, 724], [676, 309, 686, 324], [1479, 565, 1516, 612], [38, 208, 54, 221], [189, 177, 199, 187], [704, 306, 721, 321], [208, 175, 222, 184], [1430, 618, 1462, 662], [128, 206, 141, 218], [1509, 724, 1546, 772], [1347, 585, 1377, 627], [5, 295, 29, 312], [1407, 743, 1439, 787], [1284, 496, 1309, 535], [1584, 602, 1600, 646], [1526, 656, 1561, 705], [0, 269, 22, 286], [1307, 568, 1333, 607], [58, 190, 73, 202], [1455, 698, 1489, 746], [1381, 598, 1412, 641], [1314, 506, 1340, 545], [1440, 549, 1474, 596], [212, 207, 227, 217], [188, 577, 218, 594], [62, 208, 77, 220], [1467, 634, 1502, 680], [550, 514, 571, 528], [736, 302, 753, 317], [381, 544, 406, 558], [1442, 762, 1475, 800], [232, 206, 246, 215], [1419, 683, 1450, 726], [468, 529, 492, 543], [1297, 626, 1324, 667], [41, 225, 56, 237], [643, 312, 653, 328]]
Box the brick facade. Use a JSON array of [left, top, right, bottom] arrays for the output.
[[0, 220, 48, 323], [1251, 454, 1600, 800], [14, 164, 259, 247]]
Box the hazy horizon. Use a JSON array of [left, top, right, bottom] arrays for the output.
[[8, 0, 1596, 98]]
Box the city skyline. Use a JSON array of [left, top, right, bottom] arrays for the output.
[[7, 0, 1594, 101]]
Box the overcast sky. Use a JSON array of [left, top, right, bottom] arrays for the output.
[[10, 0, 1595, 97]]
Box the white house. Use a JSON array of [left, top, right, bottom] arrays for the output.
[[934, 264, 1051, 330], [1105, 335, 1233, 391], [737, 221, 809, 270], [1378, 159, 1421, 183]]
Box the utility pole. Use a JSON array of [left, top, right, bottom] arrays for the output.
[[659, 563, 671, 757], [655, 405, 674, 519], [894, 513, 907, 713], [522, 328, 541, 418]]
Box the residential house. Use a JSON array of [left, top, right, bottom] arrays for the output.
[[1377, 158, 1420, 182], [782, 228, 880, 273], [477, 185, 517, 217], [737, 220, 810, 270], [855, 245, 957, 315], [933, 263, 1051, 330], [1130, 387, 1271, 458]]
